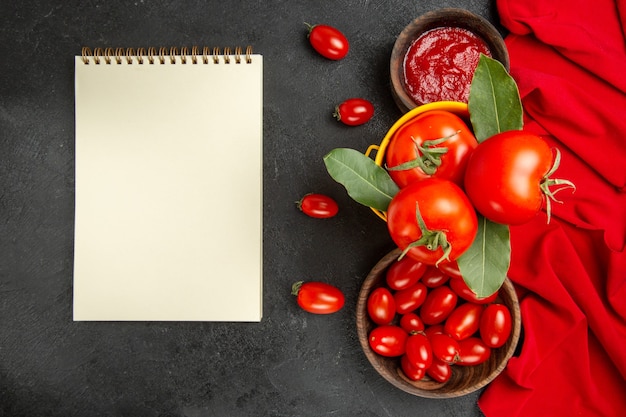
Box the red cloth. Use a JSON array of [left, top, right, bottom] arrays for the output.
[[479, 1, 626, 416]]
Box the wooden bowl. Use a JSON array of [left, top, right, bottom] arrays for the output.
[[356, 249, 521, 398], [390, 8, 510, 113]]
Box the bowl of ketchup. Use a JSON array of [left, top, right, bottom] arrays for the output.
[[390, 8, 509, 113]]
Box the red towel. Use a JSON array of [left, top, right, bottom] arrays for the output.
[[478, 1, 626, 416]]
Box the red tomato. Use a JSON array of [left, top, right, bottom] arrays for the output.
[[292, 281, 344, 314], [437, 260, 463, 280], [297, 193, 338, 218], [368, 325, 408, 357], [385, 256, 427, 291], [405, 333, 433, 370], [464, 130, 574, 225], [306, 23, 349, 60], [393, 282, 427, 314], [421, 267, 450, 288], [401, 354, 426, 381], [385, 110, 478, 188], [480, 304, 513, 348], [444, 303, 485, 341], [426, 358, 452, 383], [449, 277, 498, 304], [386, 179, 478, 265], [457, 337, 491, 366], [424, 324, 445, 339], [429, 332, 461, 364], [367, 287, 396, 325], [399, 312, 425, 334], [420, 285, 458, 325], [334, 98, 374, 126]]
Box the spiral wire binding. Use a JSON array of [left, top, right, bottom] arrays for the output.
[[81, 46, 254, 65]]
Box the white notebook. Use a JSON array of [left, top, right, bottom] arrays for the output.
[[73, 46, 263, 321]]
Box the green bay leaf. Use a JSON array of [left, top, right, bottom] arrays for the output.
[[469, 54, 523, 142], [323, 148, 399, 212]]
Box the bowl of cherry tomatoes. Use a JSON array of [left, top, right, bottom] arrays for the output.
[[356, 248, 521, 398]]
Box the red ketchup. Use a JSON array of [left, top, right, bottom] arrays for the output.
[[403, 26, 492, 105]]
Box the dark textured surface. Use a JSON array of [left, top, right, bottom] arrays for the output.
[[0, 1, 503, 416]]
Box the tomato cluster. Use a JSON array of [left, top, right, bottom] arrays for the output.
[[366, 256, 512, 383]]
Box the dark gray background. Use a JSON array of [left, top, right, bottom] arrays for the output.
[[1, 1, 504, 416]]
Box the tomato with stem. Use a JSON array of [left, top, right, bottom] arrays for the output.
[[305, 23, 349, 60], [292, 281, 344, 314]]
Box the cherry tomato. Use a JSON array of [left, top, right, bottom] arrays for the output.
[[437, 260, 463, 280], [306, 23, 349, 60], [429, 332, 461, 364], [426, 358, 452, 383], [420, 285, 458, 325], [393, 282, 427, 315], [405, 333, 433, 370], [385, 110, 478, 188], [464, 130, 574, 225], [457, 337, 491, 366], [334, 98, 374, 126], [385, 256, 427, 291], [386, 179, 478, 265], [297, 193, 339, 218], [480, 304, 513, 348], [424, 324, 445, 339], [292, 281, 344, 314], [444, 303, 485, 341], [401, 354, 426, 381], [421, 267, 450, 288], [399, 312, 425, 334], [368, 325, 408, 357], [367, 287, 396, 325], [449, 277, 498, 304]]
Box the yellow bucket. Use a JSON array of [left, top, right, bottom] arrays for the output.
[[364, 101, 470, 221]]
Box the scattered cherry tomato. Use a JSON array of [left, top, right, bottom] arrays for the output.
[[420, 285, 458, 325], [405, 333, 433, 370], [480, 304, 513, 348], [444, 303, 485, 341], [393, 282, 427, 315], [385, 110, 478, 188], [464, 130, 575, 225], [292, 281, 344, 314], [449, 277, 498, 304], [367, 287, 396, 325], [386, 178, 478, 265], [385, 256, 427, 291], [399, 312, 425, 334], [334, 98, 374, 126], [368, 325, 408, 357], [297, 193, 339, 218], [457, 337, 491, 366], [427, 358, 453, 383], [429, 332, 461, 364], [421, 267, 450, 288], [401, 354, 426, 381], [305, 23, 349, 60]]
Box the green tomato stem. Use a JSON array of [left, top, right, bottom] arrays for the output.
[[398, 202, 452, 265], [540, 148, 576, 223], [386, 131, 459, 175]]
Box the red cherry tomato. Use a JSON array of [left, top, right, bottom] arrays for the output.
[[444, 303, 485, 341], [385, 256, 427, 291], [292, 281, 344, 314], [393, 282, 427, 315], [306, 23, 349, 60], [429, 332, 461, 364], [334, 98, 374, 126], [437, 260, 463, 280], [399, 312, 425, 334], [420, 285, 458, 325], [385, 110, 478, 188], [386, 179, 478, 265], [427, 358, 452, 383], [405, 333, 433, 370], [424, 324, 445, 339], [297, 193, 339, 218], [401, 354, 426, 381], [421, 267, 450, 288], [457, 337, 491, 366], [464, 130, 574, 225], [480, 304, 513, 348], [449, 277, 498, 304], [368, 325, 408, 357], [367, 287, 396, 325]]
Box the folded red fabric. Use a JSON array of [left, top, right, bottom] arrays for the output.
[[479, 1, 626, 416]]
